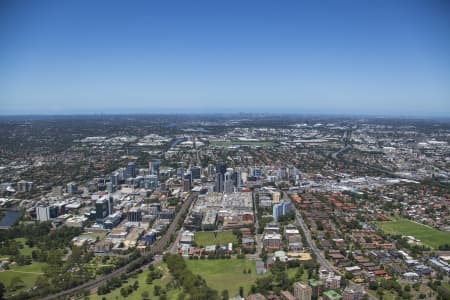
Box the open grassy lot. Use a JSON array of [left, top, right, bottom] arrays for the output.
[[89, 263, 181, 300], [85, 256, 126, 279], [367, 289, 396, 300], [210, 140, 276, 148], [88, 259, 308, 299], [186, 258, 307, 297], [194, 231, 238, 247], [287, 267, 308, 282], [79, 231, 107, 240], [376, 219, 450, 249], [186, 258, 257, 297], [443, 282, 450, 291], [0, 238, 37, 259], [15, 237, 37, 256], [0, 262, 47, 296]]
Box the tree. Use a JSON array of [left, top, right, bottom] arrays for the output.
[[141, 291, 150, 300], [70, 246, 83, 263], [127, 285, 134, 295], [120, 287, 128, 297], [163, 253, 219, 299], [307, 268, 314, 279], [369, 280, 379, 290], [0, 282, 5, 300], [154, 285, 161, 296], [221, 289, 229, 300], [97, 284, 110, 295], [376, 287, 384, 300], [9, 276, 25, 291]]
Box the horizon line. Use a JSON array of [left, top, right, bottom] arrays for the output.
[[1, 111, 450, 120]]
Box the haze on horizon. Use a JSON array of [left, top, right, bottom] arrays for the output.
[[1, 0, 450, 116]]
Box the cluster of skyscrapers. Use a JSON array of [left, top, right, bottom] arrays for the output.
[[214, 163, 241, 193]]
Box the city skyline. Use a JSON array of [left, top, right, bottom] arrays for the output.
[[1, 0, 450, 116]]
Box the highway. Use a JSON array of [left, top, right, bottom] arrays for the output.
[[330, 141, 407, 179], [40, 193, 196, 300], [331, 145, 352, 159]]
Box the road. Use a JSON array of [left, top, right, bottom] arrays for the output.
[[169, 193, 198, 253], [150, 192, 196, 255], [294, 210, 336, 273], [40, 192, 197, 300], [290, 194, 377, 300], [246, 191, 262, 260], [331, 142, 409, 180], [331, 145, 352, 159], [284, 191, 337, 273]]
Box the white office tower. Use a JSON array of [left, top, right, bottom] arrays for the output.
[[224, 171, 234, 193], [36, 206, 51, 221], [240, 171, 248, 184]]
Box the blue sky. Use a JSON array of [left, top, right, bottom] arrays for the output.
[[1, 0, 449, 115]]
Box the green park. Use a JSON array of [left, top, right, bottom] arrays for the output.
[[376, 219, 450, 249], [193, 231, 238, 248], [185, 259, 257, 296]]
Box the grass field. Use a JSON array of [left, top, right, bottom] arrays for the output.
[[194, 231, 238, 247], [89, 263, 181, 300], [79, 232, 107, 240], [88, 258, 308, 299], [376, 219, 450, 249], [186, 258, 308, 297], [287, 267, 308, 281], [0, 238, 37, 258], [0, 262, 47, 296], [186, 259, 257, 297], [443, 282, 450, 290], [15, 237, 37, 256], [367, 289, 396, 300], [210, 140, 275, 148]]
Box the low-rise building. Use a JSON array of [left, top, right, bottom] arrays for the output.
[[323, 290, 342, 300], [65, 216, 88, 227], [94, 240, 113, 253], [280, 290, 296, 300], [124, 227, 144, 248], [263, 233, 282, 250]]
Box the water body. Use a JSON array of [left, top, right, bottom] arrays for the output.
[[0, 210, 20, 228]]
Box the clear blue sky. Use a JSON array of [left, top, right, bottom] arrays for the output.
[[1, 0, 449, 115]]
